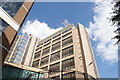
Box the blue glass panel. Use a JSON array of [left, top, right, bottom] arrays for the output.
[[17, 51, 23, 56], [14, 59, 20, 64], [15, 55, 22, 61], [2, 2, 23, 17], [2, 3, 15, 17], [0, 19, 8, 36]]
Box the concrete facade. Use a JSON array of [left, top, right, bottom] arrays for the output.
[[31, 24, 99, 79]]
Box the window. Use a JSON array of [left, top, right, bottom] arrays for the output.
[[36, 47, 42, 51], [53, 33, 61, 39], [15, 55, 22, 61], [62, 57, 75, 71], [44, 39, 51, 44], [40, 56, 49, 66], [62, 46, 74, 58], [49, 62, 60, 75], [62, 27, 72, 34], [62, 36, 73, 47], [52, 42, 60, 51], [62, 32, 72, 39], [34, 51, 41, 59], [14, 59, 20, 64], [42, 47, 50, 56], [52, 37, 61, 43], [17, 51, 23, 56], [44, 42, 51, 47], [63, 72, 76, 80], [50, 51, 60, 62], [37, 43, 43, 47], [0, 19, 8, 36], [2, 2, 23, 17], [32, 60, 39, 67]]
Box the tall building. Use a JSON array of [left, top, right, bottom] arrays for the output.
[[31, 24, 99, 79], [0, 0, 35, 63], [5, 33, 38, 66]]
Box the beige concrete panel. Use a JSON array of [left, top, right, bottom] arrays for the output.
[[72, 28, 85, 78], [78, 23, 99, 78], [23, 0, 34, 10], [24, 37, 37, 66], [14, 6, 28, 25]]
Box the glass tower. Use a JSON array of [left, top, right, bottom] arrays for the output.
[[0, 0, 35, 63]]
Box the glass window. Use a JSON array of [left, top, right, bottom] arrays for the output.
[[50, 51, 60, 62], [15, 55, 22, 61], [40, 56, 49, 66], [42, 47, 50, 56], [14, 59, 20, 64], [52, 42, 60, 51], [62, 36, 73, 47], [0, 19, 8, 36], [62, 45, 74, 58], [17, 51, 23, 56], [32, 59, 39, 67], [2, 2, 23, 17], [2, 3, 15, 17], [62, 57, 75, 71]]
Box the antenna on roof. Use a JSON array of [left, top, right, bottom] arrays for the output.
[[63, 19, 68, 27]]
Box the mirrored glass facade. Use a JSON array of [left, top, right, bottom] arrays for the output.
[[2, 65, 44, 79], [0, 19, 8, 36], [0, 1, 23, 17], [13, 33, 29, 64]]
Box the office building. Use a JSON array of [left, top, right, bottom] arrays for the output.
[[0, 0, 35, 63], [5, 33, 38, 66], [32, 24, 99, 79]]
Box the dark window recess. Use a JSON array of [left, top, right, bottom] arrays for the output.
[[0, 19, 8, 32], [42, 47, 50, 56], [37, 43, 43, 47], [50, 51, 60, 62], [62, 36, 73, 47], [62, 32, 72, 38], [53, 33, 61, 39], [62, 28, 72, 34], [62, 57, 75, 71], [44, 42, 51, 47], [62, 71, 76, 80], [62, 45, 74, 58], [40, 56, 49, 66], [52, 42, 60, 51], [49, 62, 60, 75], [32, 60, 39, 67], [36, 47, 42, 51], [52, 37, 61, 43], [50, 76, 60, 80], [34, 51, 41, 59], [44, 39, 51, 44]]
